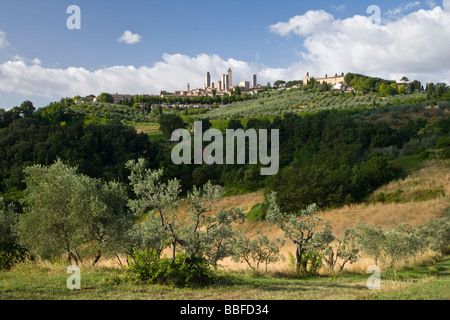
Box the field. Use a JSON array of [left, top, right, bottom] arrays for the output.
[[1, 255, 448, 300]]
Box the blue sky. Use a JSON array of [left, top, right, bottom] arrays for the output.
[[0, 0, 449, 109]]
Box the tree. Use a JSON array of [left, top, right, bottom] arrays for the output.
[[227, 119, 244, 130], [383, 224, 421, 276], [355, 223, 385, 265], [126, 159, 245, 265], [0, 197, 24, 270], [274, 80, 286, 88], [323, 228, 359, 274], [266, 192, 334, 274], [379, 83, 398, 96], [16, 159, 131, 265], [232, 230, 285, 272], [158, 113, 187, 140], [400, 76, 409, 84], [418, 213, 450, 256], [19, 101, 35, 118], [99, 93, 114, 103]]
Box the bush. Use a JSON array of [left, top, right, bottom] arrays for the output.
[[247, 202, 268, 222], [126, 249, 214, 287], [435, 136, 450, 148], [0, 248, 26, 271]]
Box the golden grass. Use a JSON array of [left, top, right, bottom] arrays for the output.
[[372, 160, 450, 196], [218, 159, 450, 272], [92, 160, 450, 272]]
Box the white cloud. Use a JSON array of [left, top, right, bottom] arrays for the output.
[[331, 4, 346, 12], [0, 53, 269, 98], [427, 0, 437, 8], [386, 1, 421, 18], [268, 1, 450, 84], [268, 10, 334, 37], [118, 30, 142, 44], [0, 31, 9, 49]]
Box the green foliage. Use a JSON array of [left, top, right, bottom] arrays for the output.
[[126, 160, 245, 266], [247, 202, 268, 222], [15, 159, 132, 265], [126, 249, 214, 287], [323, 228, 360, 274], [0, 197, 26, 270], [355, 223, 385, 265], [232, 230, 285, 272], [266, 192, 334, 275], [0, 117, 153, 205], [383, 224, 422, 271], [158, 113, 187, 140], [98, 93, 114, 104], [435, 136, 450, 148], [419, 212, 450, 255]]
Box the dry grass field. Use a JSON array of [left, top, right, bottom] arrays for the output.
[[212, 159, 450, 273]]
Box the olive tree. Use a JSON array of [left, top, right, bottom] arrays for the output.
[[232, 230, 285, 272], [418, 212, 450, 256], [265, 192, 334, 274], [16, 159, 131, 265], [181, 182, 246, 265], [0, 197, 24, 270], [126, 158, 245, 266], [383, 224, 421, 271], [323, 227, 360, 274], [355, 223, 385, 265]]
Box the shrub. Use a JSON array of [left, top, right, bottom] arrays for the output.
[[247, 202, 269, 222], [0, 197, 26, 270], [435, 136, 450, 148], [126, 249, 214, 287]]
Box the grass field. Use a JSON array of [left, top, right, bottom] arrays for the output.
[[0, 255, 448, 300]]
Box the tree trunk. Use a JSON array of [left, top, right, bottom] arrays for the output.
[[92, 251, 102, 266], [115, 252, 123, 268], [172, 240, 177, 263], [295, 245, 303, 272]]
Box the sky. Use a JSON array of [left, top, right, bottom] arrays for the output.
[[1, 0, 450, 109]]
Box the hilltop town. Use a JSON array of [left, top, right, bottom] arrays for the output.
[[73, 70, 357, 107]]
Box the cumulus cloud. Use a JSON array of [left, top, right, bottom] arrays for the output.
[[0, 53, 267, 98], [268, 1, 450, 84], [269, 10, 334, 37], [118, 30, 142, 44]]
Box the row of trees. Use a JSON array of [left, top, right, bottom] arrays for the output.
[[1, 162, 448, 282], [266, 192, 450, 275], [344, 73, 423, 96]]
